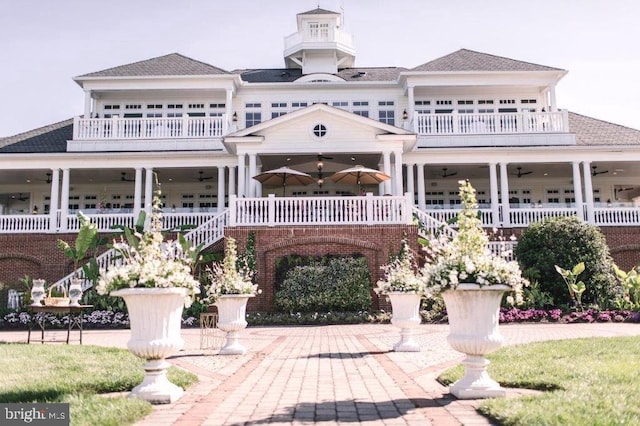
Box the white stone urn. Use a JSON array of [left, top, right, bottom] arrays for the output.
[[441, 283, 511, 399], [215, 294, 254, 355], [30, 279, 46, 306], [388, 292, 422, 352], [68, 278, 83, 306], [111, 287, 187, 404]]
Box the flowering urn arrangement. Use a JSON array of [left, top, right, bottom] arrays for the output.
[[204, 236, 260, 355], [375, 237, 425, 352], [97, 191, 200, 403], [421, 180, 528, 399]]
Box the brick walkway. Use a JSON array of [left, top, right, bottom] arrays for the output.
[[2, 322, 640, 425]]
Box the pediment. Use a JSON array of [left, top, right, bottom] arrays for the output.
[[224, 104, 415, 154]]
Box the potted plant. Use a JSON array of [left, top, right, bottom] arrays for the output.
[[421, 180, 527, 399], [96, 190, 200, 404], [203, 236, 260, 355], [57, 212, 98, 306], [375, 236, 425, 352]]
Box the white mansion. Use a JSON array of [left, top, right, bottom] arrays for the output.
[[1, 7, 639, 298]]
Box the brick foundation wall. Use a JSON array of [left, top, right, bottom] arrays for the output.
[[600, 227, 640, 270], [226, 225, 419, 313]]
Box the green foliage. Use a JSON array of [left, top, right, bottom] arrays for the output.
[[613, 264, 640, 310], [521, 280, 555, 309], [274, 256, 371, 313], [57, 212, 99, 276], [515, 216, 618, 308], [237, 231, 257, 283], [555, 262, 586, 310]]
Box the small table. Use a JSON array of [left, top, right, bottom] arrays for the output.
[[27, 305, 93, 344], [200, 312, 222, 350]]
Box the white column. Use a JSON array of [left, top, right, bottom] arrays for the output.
[[237, 154, 246, 198], [144, 168, 154, 215], [248, 154, 257, 197], [549, 84, 558, 112], [217, 166, 225, 211], [499, 162, 510, 227], [582, 161, 595, 224], [416, 164, 426, 210], [83, 90, 92, 118], [406, 163, 415, 206], [489, 163, 500, 227], [49, 169, 60, 231], [255, 164, 262, 196], [572, 161, 584, 220], [393, 150, 403, 196], [226, 88, 234, 132], [407, 85, 415, 123], [228, 166, 237, 197], [378, 162, 384, 195], [382, 151, 392, 195], [59, 168, 70, 231], [133, 168, 143, 219]]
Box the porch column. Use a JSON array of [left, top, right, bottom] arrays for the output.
[[407, 85, 415, 128], [226, 88, 234, 132], [133, 168, 143, 219], [406, 163, 415, 206], [59, 168, 70, 231], [255, 165, 262, 196], [549, 84, 558, 112], [382, 151, 392, 195], [49, 168, 60, 232], [229, 166, 237, 197], [489, 162, 500, 227], [416, 164, 426, 210], [499, 163, 510, 227], [572, 161, 584, 220], [237, 154, 246, 198], [582, 161, 595, 224], [217, 166, 226, 211], [83, 90, 92, 118], [378, 161, 384, 195], [393, 150, 403, 195], [248, 154, 257, 197], [144, 168, 154, 215]]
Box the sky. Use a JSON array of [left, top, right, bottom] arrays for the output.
[[1, 0, 639, 137]]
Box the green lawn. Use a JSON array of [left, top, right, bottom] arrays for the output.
[[0, 343, 197, 426], [439, 336, 640, 425]]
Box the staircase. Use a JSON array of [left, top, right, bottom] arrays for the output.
[[52, 210, 229, 291]]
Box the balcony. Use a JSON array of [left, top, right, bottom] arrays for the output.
[[284, 28, 355, 58], [414, 110, 574, 147], [69, 116, 228, 152]]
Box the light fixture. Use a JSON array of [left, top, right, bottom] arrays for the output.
[[32, 205, 39, 214], [607, 199, 613, 207], [402, 109, 408, 120], [232, 112, 238, 122]]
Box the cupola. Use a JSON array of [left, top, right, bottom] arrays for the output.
[[283, 8, 356, 75]]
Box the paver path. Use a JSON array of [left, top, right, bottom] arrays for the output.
[[2, 322, 640, 425]]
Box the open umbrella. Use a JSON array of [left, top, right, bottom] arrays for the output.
[[329, 165, 391, 191], [252, 166, 316, 196]]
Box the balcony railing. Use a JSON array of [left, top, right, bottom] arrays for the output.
[[73, 115, 228, 140], [414, 111, 568, 136], [284, 28, 354, 52]]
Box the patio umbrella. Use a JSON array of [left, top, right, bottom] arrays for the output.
[[329, 165, 391, 191], [252, 166, 316, 196]]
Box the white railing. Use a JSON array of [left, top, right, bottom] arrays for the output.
[[284, 28, 354, 51], [509, 207, 578, 227], [0, 214, 50, 233], [594, 207, 640, 226], [422, 208, 494, 228], [412, 207, 457, 238], [414, 111, 568, 135], [229, 193, 412, 226], [73, 116, 228, 140], [67, 213, 135, 233]]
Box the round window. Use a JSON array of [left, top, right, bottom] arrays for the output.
[[313, 124, 328, 138]]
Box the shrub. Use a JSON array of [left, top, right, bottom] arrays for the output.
[[515, 216, 618, 308], [274, 256, 371, 313]]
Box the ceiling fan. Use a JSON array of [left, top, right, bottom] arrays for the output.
[[120, 172, 135, 182], [441, 168, 457, 178], [514, 167, 533, 178], [592, 166, 609, 176], [11, 193, 29, 201], [198, 170, 214, 182]]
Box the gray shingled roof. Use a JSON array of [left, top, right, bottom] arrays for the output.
[[0, 119, 73, 153], [77, 53, 230, 78], [412, 49, 563, 72], [569, 112, 640, 146], [298, 7, 339, 15], [234, 67, 405, 83]]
